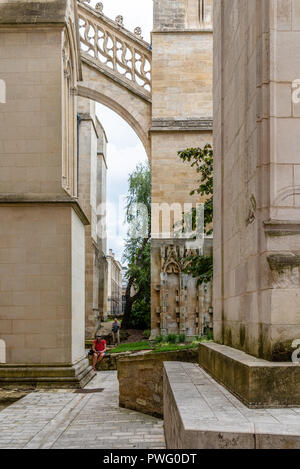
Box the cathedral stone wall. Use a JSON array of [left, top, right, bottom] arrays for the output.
[[0, 1, 92, 386], [214, 0, 300, 360], [151, 0, 213, 338]]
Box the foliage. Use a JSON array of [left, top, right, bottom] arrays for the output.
[[166, 334, 178, 344], [165, 333, 186, 344], [204, 329, 214, 341], [124, 307, 150, 330], [184, 255, 213, 286], [178, 144, 214, 286], [178, 333, 186, 343], [154, 335, 164, 345], [178, 144, 213, 234], [143, 329, 151, 339], [122, 163, 151, 329]]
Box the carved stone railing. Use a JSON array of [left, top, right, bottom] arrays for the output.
[[77, 1, 152, 101]]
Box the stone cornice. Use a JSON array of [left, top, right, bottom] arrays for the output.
[[264, 219, 300, 236], [150, 118, 213, 132], [152, 29, 213, 34], [0, 1, 69, 25], [267, 254, 300, 271], [0, 194, 90, 226]]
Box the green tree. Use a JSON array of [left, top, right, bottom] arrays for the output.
[[178, 144, 213, 286], [122, 162, 151, 329]]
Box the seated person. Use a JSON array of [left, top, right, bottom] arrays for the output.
[[92, 334, 107, 371]]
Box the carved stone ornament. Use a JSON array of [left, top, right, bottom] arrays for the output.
[[161, 245, 199, 274], [134, 27, 142, 38], [163, 246, 181, 274], [95, 2, 103, 13], [267, 254, 300, 288], [115, 15, 124, 27], [62, 35, 71, 79]]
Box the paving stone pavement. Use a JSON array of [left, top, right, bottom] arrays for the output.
[[0, 371, 166, 449]]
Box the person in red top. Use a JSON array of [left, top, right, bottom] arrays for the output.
[[92, 334, 107, 371]]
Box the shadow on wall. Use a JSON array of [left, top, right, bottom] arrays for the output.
[[0, 339, 6, 363]]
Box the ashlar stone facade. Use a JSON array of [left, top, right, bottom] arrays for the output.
[[151, 0, 213, 338], [78, 97, 108, 340], [213, 0, 300, 362], [0, 0, 94, 386]]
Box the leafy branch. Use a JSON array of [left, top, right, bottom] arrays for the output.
[[178, 144, 213, 286]]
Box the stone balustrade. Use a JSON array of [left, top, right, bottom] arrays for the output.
[[78, 1, 151, 100]]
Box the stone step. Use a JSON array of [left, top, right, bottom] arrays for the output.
[[164, 362, 300, 449], [0, 358, 95, 389]]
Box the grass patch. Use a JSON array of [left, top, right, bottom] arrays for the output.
[[110, 341, 152, 354], [151, 343, 198, 353], [109, 336, 213, 355]]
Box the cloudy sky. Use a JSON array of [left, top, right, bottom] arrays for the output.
[[89, 0, 153, 263]]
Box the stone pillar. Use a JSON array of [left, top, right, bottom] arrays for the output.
[[96, 120, 108, 324], [78, 97, 108, 340], [151, 0, 213, 337], [0, 1, 94, 387]]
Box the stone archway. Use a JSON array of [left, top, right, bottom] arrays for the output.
[[77, 1, 152, 159], [78, 64, 151, 159], [76, 1, 153, 340]]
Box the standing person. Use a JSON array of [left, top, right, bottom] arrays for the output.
[[92, 334, 107, 372], [112, 318, 121, 346]]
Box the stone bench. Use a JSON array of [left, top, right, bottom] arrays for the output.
[[164, 362, 300, 449]]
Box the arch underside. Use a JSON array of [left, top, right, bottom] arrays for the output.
[[78, 62, 152, 159]]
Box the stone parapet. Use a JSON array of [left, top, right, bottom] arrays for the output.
[[164, 361, 300, 449], [199, 342, 300, 408]]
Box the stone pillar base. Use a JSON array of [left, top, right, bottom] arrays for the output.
[[0, 358, 95, 389], [199, 343, 300, 408]]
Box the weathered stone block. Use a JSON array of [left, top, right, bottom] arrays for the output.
[[118, 349, 198, 418], [199, 342, 300, 407], [164, 361, 300, 449]]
